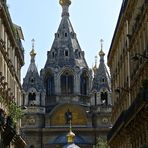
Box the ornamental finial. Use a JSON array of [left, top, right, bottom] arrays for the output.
[[30, 39, 36, 58], [67, 120, 75, 143], [100, 39, 103, 50], [59, 0, 71, 6], [99, 39, 105, 57]]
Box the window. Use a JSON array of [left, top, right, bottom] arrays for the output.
[[46, 74, 54, 96], [101, 92, 108, 105], [28, 92, 36, 101], [52, 52, 55, 58], [61, 72, 74, 94], [30, 77, 34, 84], [94, 93, 97, 105], [78, 52, 81, 58], [65, 33, 67, 37], [65, 50, 69, 57], [101, 78, 106, 83], [80, 72, 89, 95]]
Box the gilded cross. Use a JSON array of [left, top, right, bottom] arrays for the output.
[[100, 39, 104, 50], [31, 38, 35, 49]]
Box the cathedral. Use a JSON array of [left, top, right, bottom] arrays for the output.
[[21, 0, 112, 148]]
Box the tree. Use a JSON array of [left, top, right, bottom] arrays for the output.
[[96, 137, 110, 148]]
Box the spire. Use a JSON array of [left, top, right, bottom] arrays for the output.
[[99, 39, 105, 63], [22, 39, 43, 92], [67, 120, 75, 144], [92, 39, 111, 92], [59, 0, 71, 17], [44, 0, 88, 69], [99, 39, 105, 57], [30, 39, 36, 63]]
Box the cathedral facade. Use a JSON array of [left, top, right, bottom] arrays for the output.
[[21, 0, 112, 148]]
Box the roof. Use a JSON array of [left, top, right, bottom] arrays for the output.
[[44, 1, 88, 69], [92, 50, 111, 92], [22, 49, 43, 91]]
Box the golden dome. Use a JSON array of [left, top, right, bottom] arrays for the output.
[[99, 49, 105, 56], [67, 130, 75, 143], [30, 39, 36, 57], [30, 49, 36, 57], [59, 0, 71, 6]]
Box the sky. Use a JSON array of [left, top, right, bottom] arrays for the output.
[[7, 0, 122, 82]]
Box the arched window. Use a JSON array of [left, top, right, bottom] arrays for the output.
[[78, 52, 81, 58], [65, 50, 69, 57], [101, 92, 108, 105], [30, 77, 35, 84], [28, 92, 36, 101], [52, 52, 55, 58], [80, 72, 89, 95], [65, 33, 68, 37], [46, 74, 54, 96], [61, 72, 74, 94]]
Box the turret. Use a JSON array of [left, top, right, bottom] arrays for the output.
[[92, 39, 111, 106], [22, 39, 45, 107]]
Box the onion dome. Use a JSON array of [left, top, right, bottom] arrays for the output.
[[67, 130, 75, 143], [59, 0, 71, 6], [63, 120, 80, 148], [30, 39, 36, 59], [99, 49, 105, 57]]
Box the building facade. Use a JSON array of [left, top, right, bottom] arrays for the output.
[[107, 0, 148, 147], [21, 0, 112, 148], [0, 0, 26, 147]]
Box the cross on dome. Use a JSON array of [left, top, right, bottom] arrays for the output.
[[99, 39, 105, 57], [30, 38, 36, 58]]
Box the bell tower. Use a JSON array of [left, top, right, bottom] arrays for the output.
[[91, 39, 112, 141]]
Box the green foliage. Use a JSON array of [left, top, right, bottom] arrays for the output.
[[0, 96, 23, 123], [8, 102, 23, 123], [0, 95, 4, 103], [96, 137, 110, 148]]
